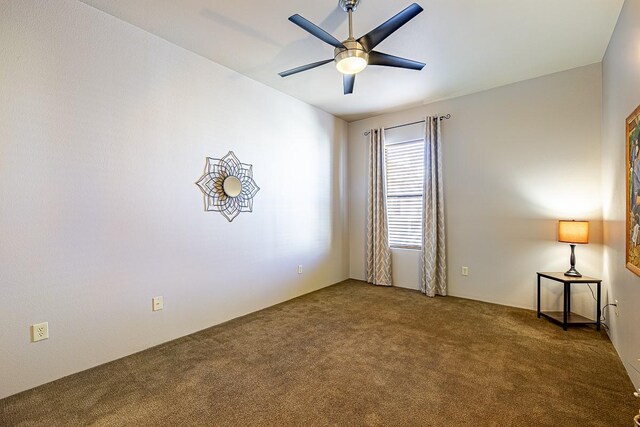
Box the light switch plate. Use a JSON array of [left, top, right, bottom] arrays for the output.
[[461, 266, 469, 276], [152, 296, 164, 311]]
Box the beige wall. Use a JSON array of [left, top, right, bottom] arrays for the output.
[[348, 64, 604, 314], [0, 0, 349, 399], [602, 0, 640, 389]]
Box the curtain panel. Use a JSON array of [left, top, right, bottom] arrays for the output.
[[421, 117, 447, 296], [366, 128, 393, 287]]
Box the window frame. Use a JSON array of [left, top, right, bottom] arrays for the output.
[[384, 137, 425, 251]]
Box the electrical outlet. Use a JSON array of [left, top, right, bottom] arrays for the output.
[[298, 265, 303, 274], [614, 299, 619, 316], [152, 296, 163, 311], [461, 266, 469, 276], [31, 322, 49, 342]]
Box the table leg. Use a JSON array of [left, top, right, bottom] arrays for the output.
[[537, 275, 541, 318], [563, 282, 569, 331], [567, 284, 571, 315], [596, 282, 601, 331]]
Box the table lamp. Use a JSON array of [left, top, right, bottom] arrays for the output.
[[558, 220, 589, 277]]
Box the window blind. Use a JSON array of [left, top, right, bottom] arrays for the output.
[[385, 139, 424, 249]]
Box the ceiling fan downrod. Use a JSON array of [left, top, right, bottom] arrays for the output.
[[339, 0, 360, 39]]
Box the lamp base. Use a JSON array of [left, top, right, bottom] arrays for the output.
[[564, 267, 582, 277], [564, 244, 582, 277]]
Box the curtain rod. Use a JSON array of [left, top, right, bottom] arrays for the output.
[[363, 114, 451, 136]]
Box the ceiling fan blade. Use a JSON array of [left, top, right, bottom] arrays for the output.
[[289, 14, 346, 49], [279, 59, 334, 77], [343, 74, 355, 95], [368, 51, 425, 70], [357, 3, 423, 52]]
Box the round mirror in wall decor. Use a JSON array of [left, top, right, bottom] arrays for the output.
[[223, 176, 242, 197], [195, 151, 260, 222]]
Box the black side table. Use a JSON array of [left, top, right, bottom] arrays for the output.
[[536, 272, 602, 331]]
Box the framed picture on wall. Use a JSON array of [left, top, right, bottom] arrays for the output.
[[626, 104, 640, 276]]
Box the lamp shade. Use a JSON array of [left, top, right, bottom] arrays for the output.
[[558, 220, 589, 244]]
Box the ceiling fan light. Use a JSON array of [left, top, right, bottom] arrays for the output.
[[335, 48, 369, 75], [336, 56, 368, 74]]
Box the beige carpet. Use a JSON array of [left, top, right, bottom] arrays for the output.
[[1, 280, 636, 426]]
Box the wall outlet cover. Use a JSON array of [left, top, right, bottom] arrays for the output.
[[31, 322, 49, 342]]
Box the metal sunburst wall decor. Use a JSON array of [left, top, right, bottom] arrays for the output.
[[195, 151, 260, 222]]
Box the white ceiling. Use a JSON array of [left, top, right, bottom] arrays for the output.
[[80, 0, 623, 122]]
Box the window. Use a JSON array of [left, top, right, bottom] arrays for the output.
[[385, 138, 424, 249]]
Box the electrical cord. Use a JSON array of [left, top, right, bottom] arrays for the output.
[[585, 284, 617, 330], [600, 304, 616, 322]]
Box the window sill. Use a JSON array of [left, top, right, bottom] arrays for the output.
[[390, 245, 422, 251]]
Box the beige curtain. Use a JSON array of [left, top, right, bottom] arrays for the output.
[[366, 129, 392, 286], [421, 117, 447, 296]]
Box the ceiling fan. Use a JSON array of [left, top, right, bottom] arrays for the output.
[[279, 0, 425, 95]]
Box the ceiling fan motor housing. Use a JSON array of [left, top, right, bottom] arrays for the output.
[[339, 0, 361, 12], [334, 39, 369, 70]]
